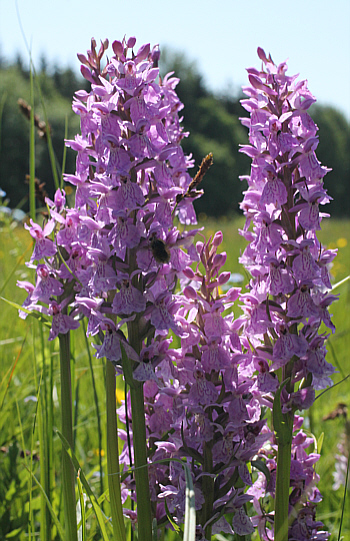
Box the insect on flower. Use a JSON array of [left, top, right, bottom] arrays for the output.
[[150, 234, 171, 264]]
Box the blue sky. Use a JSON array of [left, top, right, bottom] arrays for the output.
[[1, 0, 349, 119]]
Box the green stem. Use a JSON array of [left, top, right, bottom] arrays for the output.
[[59, 332, 78, 541], [273, 382, 293, 541], [273, 357, 295, 541], [275, 436, 292, 541], [129, 382, 152, 541], [201, 441, 214, 540], [126, 245, 152, 541], [106, 359, 126, 541]]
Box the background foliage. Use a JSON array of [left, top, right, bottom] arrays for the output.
[[0, 51, 349, 218]]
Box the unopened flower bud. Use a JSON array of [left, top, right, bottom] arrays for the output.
[[127, 36, 136, 48], [136, 43, 150, 63], [77, 53, 89, 66], [218, 272, 231, 285], [212, 231, 223, 247], [112, 40, 124, 58], [212, 252, 226, 270], [150, 45, 160, 65], [183, 267, 195, 279], [184, 286, 197, 300]]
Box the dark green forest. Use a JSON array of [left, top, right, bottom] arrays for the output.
[[0, 51, 349, 218]]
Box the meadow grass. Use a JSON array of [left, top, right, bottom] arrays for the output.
[[0, 213, 349, 539]]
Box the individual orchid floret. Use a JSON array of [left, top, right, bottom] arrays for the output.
[[25, 218, 57, 261], [31, 264, 64, 303], [47, 300, 80, 341]]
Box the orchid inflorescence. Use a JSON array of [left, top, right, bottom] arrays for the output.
[[18, 37, 336, 540], [237, 46, 335, 540]]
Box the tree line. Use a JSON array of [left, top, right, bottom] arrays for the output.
[[0, 51, 349, 218]]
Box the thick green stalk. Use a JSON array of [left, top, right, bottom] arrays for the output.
[[106, 359, 126, 541], [202, 441, 214, 540], [129, 381, 152, 541], [126, 246, 152, 541], [273, 382, 294, 541], [273, 162, 296, 541], [59, 332, 78, 541], [275, 436, 292, 541]]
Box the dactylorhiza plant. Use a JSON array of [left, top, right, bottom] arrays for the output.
[[237, 47, 336, 540], [17, 37, 337, 541], [117, 231, 271, 539], [17, 36, 212, 540]]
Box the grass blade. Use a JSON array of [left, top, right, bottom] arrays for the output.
[[106, 359, 126, 541], [337, 451, 350, 541], [25, 467, 66, 541], [77, 472, 86, 541], [56, 429, 111, 541], [183, 464, 196, 541], [0, 332, 27, 411], [315, 374, 350, 401], [29, 62, 36, 220], [83, 320, 104, 495], [61, 115, 69, 189], [0, 296, 50, 324]]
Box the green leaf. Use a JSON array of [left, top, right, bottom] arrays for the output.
[[77, 473, 86, 541], [337, 452, 350, 541], [84, 489, 112, 525], [0, 297, 50, 327], [25, 467, 66, 541], [251, 459, 271, 483], [164, 499, 181, 535], [106, 359, 126, 541], [317, 432, 324, 455], [5, 528, 23, 538], [183, 463, 196, 541]]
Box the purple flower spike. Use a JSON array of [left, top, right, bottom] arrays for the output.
[[238, 47, 335, 540]]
